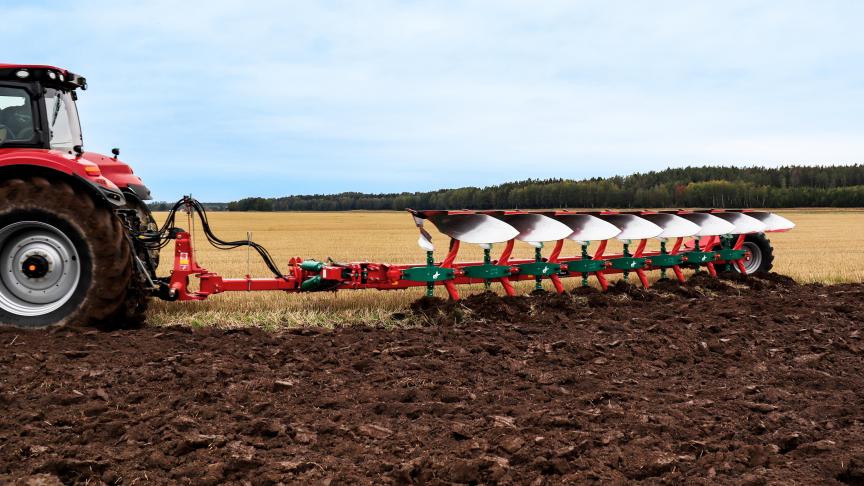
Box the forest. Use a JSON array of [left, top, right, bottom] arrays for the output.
[[149, 165, 864, 211]]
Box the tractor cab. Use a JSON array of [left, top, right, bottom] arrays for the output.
[[0, 64, 152, 202], [0, 65, 86, 153]]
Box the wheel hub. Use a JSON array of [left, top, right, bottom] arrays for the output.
[[738, 241, 762, 275], [21, 254, 50, 279], [0, 221, 81, 316]]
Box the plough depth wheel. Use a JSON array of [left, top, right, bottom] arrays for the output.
[[737, 233, 775, 275]]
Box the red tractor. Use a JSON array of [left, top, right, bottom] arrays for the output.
[[0, 64, 156, 328]]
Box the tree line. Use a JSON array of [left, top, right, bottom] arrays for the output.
[[149, 165, 864, 211]]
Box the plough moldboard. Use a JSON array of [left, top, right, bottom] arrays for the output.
[[160, 200, 794, 302]]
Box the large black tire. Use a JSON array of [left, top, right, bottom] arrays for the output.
[[737, 233, 775, 275], [0, 176, 135, 329]]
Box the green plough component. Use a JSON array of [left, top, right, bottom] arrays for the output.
[[401, 266, 456, 283], [715, 248, 747, 261], [609, 257, 647, 271], [683, 251, 716, 264], [300, 275, 324, 291], [462, 264, 513, 280], [567, 259, 607, 274], [515, 261, 562, 277], [299, 260, 325, 272], [647, 254, 684, 268]]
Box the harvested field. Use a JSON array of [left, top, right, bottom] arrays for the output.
[[2, 274, 864, 484], [148, 209, 864, 327]]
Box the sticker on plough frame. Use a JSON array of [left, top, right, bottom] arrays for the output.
[[401, 266, 455, 283]]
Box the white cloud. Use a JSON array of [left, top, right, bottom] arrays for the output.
[[3, 0, 863, 200]]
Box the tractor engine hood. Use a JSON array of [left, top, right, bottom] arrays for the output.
[[83, 151, 152, 200]]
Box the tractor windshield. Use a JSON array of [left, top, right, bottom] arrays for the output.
[[42, 88, 83, 153], [0, 86, 36, 145]]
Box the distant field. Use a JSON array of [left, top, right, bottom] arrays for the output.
[[149, 210, 864, 327]]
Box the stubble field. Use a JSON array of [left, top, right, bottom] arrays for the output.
[[149, 209, 864, 328]]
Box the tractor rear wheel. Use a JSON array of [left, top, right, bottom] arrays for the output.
[[0, 176, 135, 329], [737, 233, 774, 275]]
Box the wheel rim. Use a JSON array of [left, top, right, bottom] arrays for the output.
[[0, 221, 81, 317], [738, 241, 763, 275]]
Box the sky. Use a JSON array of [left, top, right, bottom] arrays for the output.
[[4, 0, 864, 201]]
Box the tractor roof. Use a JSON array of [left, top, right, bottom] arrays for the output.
[[0, 63, 87, 90]]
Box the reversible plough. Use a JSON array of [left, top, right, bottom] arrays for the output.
[[155, 198, 794, 302]]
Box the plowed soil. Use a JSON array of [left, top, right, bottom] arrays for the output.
[[2, 273, 864, 485]]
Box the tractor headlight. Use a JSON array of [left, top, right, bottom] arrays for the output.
[[15, 70, 29, 79]]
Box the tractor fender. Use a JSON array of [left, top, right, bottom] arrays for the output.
[[0, 157, 127, 208], [0, 148, 104, 180]]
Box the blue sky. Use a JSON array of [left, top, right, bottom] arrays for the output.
[[4, 1, 864, 201]]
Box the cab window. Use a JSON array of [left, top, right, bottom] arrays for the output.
[[43, 88, 82, 152], [0, 86, 35, 144]]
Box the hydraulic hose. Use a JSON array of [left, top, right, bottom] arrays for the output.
[[134, 197, 288, 280]]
